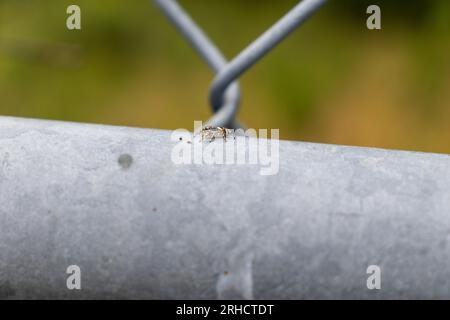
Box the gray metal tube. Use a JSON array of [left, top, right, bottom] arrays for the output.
[[0, 116, 450, 299]]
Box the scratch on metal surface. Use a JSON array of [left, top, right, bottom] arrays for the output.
[[216, 252, 254, 300]]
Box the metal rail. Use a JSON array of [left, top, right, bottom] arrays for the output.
[[1, 116, 450, 299], [153, 0, 327, 128]]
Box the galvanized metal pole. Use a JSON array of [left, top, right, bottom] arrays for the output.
[[0, 116, 450, 299]]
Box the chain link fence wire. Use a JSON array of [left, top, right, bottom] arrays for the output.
[[153, 0, 242, 128], [153, 0, 327, 129]]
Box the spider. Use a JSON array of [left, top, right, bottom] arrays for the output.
[[200, 126, 233, 142]]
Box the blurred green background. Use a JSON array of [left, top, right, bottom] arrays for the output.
[[0, 0, 449, 153]]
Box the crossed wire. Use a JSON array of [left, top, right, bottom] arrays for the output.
[[153, 0, 327, 129]]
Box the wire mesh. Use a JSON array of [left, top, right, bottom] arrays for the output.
[[153, 0, 327, 128]]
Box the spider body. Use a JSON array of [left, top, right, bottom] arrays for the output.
[[200, 126, 232, 142]]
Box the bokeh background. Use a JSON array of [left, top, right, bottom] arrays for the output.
[[1, 0, 449, 153]]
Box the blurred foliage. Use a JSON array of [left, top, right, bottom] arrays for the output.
[[0, 0, 449, 153]]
